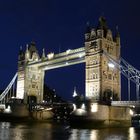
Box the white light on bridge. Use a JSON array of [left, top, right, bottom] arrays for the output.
[[108, 63, 115, 68], [66, 49, 71, 54], [129, 109, 134, 116], [47, 52, 54, 60], [132, 106, 135, 108], [11, 96, 15, 99], [79, 54, 82, 58], [45, 107, 53, 111], [75, 109, 86, 116]]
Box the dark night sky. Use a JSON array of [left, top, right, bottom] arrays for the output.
[[0, 0, 140, 100]]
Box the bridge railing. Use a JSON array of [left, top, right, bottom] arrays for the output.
[[111, 101, 140, 107], [54, 47, 85, 58]]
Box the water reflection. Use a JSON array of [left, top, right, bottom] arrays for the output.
[[0, 122, 11, 140], [0, 122, 139, 140], [90, 130, 98, 140], [69, 127, 140, 140]]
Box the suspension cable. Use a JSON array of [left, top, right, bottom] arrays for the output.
[[0, 73, 17, 102], [103, 50, 140, 100]]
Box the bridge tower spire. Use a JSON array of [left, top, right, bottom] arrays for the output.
[[25, 44, 30, 61], [73, 87, 78, 97], [16, 46, 26, 99], [41, 48, 46, 60], [85, 16, 121, 101]]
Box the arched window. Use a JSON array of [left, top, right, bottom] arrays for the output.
[[93, 73, 96, 79]]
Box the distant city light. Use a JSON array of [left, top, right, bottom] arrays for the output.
[[81, 103, 85, 110], [91, 103, 98, 112], [73, 103, 76, 111], [45, 108, 52, 111], [0, 104, 5, 110], [75, 109, 86, 116], [4, 105, 12, 114]]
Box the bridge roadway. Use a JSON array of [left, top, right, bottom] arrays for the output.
[[111, 101, 140, 107], [28, 47, 86, 70]]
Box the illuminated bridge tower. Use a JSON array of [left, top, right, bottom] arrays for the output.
[[85, 17, 121, 101], [16, 42, 45, 104]]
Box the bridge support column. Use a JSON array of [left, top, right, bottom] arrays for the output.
[[24, 67, 45, 104], [136, 78, 139, 101]]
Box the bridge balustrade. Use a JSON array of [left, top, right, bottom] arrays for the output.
[[112, 101, 140, 107]]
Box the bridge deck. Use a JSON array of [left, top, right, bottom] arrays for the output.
[[28, 47, 85, 70], [111, 101, 140, 107]]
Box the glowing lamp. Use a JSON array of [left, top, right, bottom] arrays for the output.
[[73, 103, 76, 111], [129, 109, 134, 116], [47, 53, 54, 59], [66, 49, 71, 54], [108, 63, 115, 68], [91, 103, 98, 112], [81, 103, 85, 110]]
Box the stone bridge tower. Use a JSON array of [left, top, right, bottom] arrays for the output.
[[16, 42, 45, 104], [85, 17, 121, 101]]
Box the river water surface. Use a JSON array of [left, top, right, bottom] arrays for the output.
[[0, 121, 140, 140]]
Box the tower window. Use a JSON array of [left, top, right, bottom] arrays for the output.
[[92, 73, 98, 79], [96, 74, 98, 79], [107, 46, 109, 53], [90, 73, 92, 79], [32, 84, 35, 88], [93, 60, 98, 64], [91, 41, 97, 48], [108, 74, 112, 80], [93, 73, 96, 79]]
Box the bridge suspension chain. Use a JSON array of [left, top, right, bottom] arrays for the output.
[[103, 51, 140, 101], [0, 73, 17, 103]]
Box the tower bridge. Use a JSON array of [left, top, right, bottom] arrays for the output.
[[0, 17, 140, 109]]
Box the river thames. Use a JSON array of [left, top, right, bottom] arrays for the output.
[[0, 121, 139, 140]]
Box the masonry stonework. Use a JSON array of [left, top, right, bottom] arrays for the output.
[[85, 17, 121, 101]]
